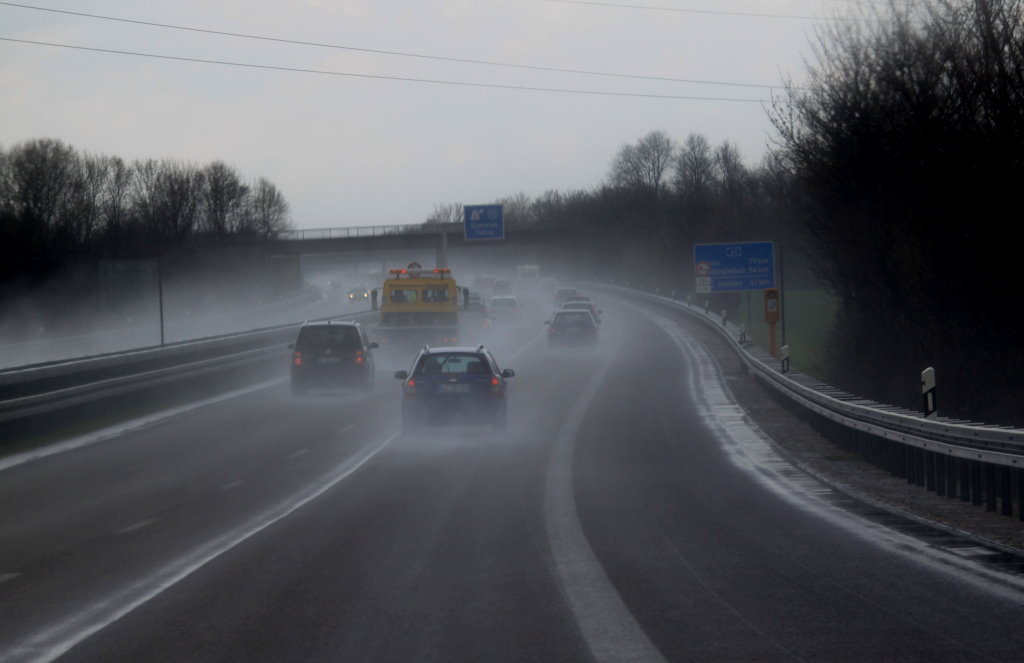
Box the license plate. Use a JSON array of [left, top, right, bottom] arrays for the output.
[[318, 357, 342, 363], [439, 383, 469, 393]]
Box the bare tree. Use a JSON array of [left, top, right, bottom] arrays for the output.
[[609, 130, 676, 197], [133, 159, 205, 241], [424, 202, 463, 227], [201, 161, 249, 238], [673, 133, 716, 201], [495, 192, 534, 226], [247, 177, 291, 238]]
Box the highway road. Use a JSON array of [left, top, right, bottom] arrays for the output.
[[2, 293, 1023, 662]]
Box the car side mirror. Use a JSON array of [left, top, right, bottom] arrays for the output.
[[394, 370, 408, 379], [501, 369, 515, 378], [369, 342, 379, 349]]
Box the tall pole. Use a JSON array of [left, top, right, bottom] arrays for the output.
[[779, 244, 786, 347], [157, 258, 165, 346]]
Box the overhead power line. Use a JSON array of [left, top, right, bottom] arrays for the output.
[[0, 37, 778, 103], [544, 0, 831, 20], [0, 1, 786, 90], [545, 0, 853, 21]]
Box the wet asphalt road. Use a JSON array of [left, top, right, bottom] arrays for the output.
[[1, 295, 1023, 662]]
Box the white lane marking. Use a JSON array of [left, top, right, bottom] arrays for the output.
[[505, 329, 545, 363], [337, 424, 355, 434], [0, 573, 22, 585], [651, 314, 1024, 602], [543, 350, 667, 663], [0, 378, 287, 475], [218, 480, 244, 492], [287, 449, 308, 461], [5, 432, 396, 663], [113, 519, 158, 535]]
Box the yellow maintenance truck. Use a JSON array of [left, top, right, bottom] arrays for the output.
[[371, 264, 468, 349]]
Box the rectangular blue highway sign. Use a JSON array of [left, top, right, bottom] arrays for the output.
[[693, 241, 775, 293], [464, 204, 504, 240]]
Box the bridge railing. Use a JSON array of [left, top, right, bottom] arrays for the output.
[[277, 223, 459, 240]]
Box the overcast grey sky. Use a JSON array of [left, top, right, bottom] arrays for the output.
[[0, 1, 851, 229]]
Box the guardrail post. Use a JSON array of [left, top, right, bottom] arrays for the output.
[[985, 464, 997, 512], [780, 345, 790, 374], [945, 455, 958, 499], [1000, 466, 1012, 516], [935, 454, 946, 497], [739, 324, 747, 344], [971, 461, 983, 506], [925, 450, 936, 492], [721, 310, 728, 326], [959, 459, 971, 502], [704, 300, 710, 314], [1019, 469, 1024, 521]]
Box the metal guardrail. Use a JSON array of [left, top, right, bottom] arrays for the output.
[[0, 311, 376, 423], [592, 283, 1024, 519]]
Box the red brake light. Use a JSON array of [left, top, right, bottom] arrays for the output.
[[354, 351, 364, 365], [490, 376, 502, 396], [405, 377, 416, 397], [293, 351, 302, 365]]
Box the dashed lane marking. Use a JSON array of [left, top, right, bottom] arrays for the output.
[[113, 519, 158, 535]]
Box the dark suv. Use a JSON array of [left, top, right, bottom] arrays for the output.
[[290, 321, 377, 394], [394, 345, 514, 431]]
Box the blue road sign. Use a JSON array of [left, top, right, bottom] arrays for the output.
[[464, 205, 504, 240], [693, 241, 775, 293]]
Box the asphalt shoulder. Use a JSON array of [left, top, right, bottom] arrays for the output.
[[678, 314, 1024, 556]]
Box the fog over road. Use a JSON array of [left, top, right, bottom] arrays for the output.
[[2, 294, 1022, 662]]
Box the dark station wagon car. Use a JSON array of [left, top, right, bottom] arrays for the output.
[[394, 345, 514, 432], [546, 310, 599, 347], [290, 321, 377, 394]]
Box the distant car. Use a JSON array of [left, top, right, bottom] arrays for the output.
[[394, 345, 515, 431], [487, 295, 524, 322], [474, 276, 496, 291], [346, 286, 369, 302], [546, 310, 599, 346], [560, 297, 602, 322], [493, 279, 513, 295], [290, 321, 377, 394], [552, 287, 579, 306]]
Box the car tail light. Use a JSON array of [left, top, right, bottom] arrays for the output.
[[548, 327, 558, 333], [490, 376, 502, 396], [293, 351, 303, 365], [404, 378, 416, 397], [354, 351, 364, 365]]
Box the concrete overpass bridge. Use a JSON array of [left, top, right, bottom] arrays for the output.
[[268, 222, 575, 281]]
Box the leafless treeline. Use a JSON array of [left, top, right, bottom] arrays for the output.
[[0, 138, 291, 280], [768, 0, 1024, 424]]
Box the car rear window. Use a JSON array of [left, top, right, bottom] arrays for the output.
[[296, 326, 361, 351], [414, 353, 489, 376]]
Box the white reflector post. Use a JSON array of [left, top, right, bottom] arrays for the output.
[[921, 367, 938, 419]]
